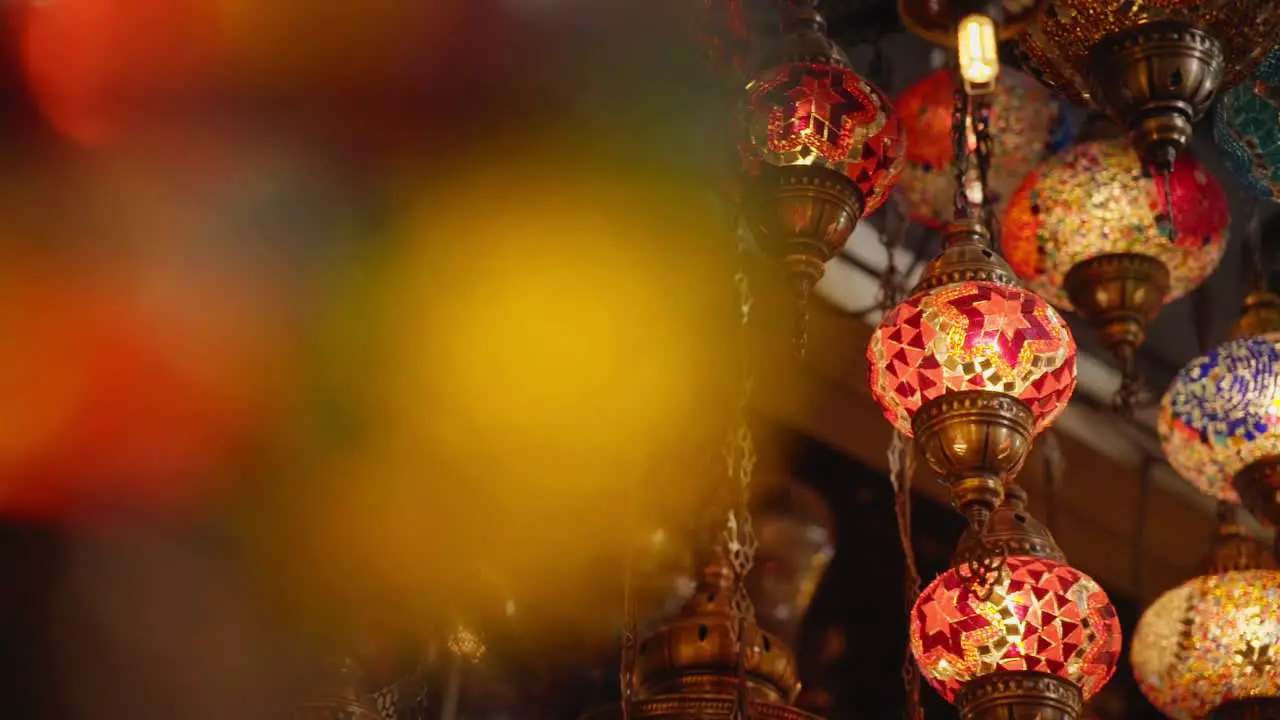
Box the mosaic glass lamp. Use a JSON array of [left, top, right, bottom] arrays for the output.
[[869, 218, 1077, 525], [1002, 136, 1229, 387], [1131, 510, 1280, 720], [910, 486, 1123, 720], [1015, 0, 1280, 172], [1214, 48, 1280, 202], [743, 0, 904, 350], [1161, 291, 1280, 514], [895, 66, 1070, 229]]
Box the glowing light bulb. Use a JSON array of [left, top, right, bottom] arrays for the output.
[[957, 14, 1000, 95]]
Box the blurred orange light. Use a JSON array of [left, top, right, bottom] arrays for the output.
[[18, 0, 221, 146]]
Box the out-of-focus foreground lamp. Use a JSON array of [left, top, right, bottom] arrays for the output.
[[743, 0, 904, 353], [1132, 505, 1280, 720], [910, 486, 1123, 720], [1215, 48, 1280, 203], [898, 0, 1047, 95], [584, 546, 817, 720], [294, 657, 384, 720]]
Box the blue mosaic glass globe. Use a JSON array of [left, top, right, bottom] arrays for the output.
[[1214, 49, 1280, 201], [1159, 336, 1280, 501]]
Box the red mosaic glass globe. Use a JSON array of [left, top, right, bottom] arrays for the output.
[[867, 280, 1077, 436], [910, 556, 1123, 702], [743, 61, 906, 216], [895, 67, 1068, 229]]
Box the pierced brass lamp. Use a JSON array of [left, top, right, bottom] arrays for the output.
[[584, 547, 818, 720]]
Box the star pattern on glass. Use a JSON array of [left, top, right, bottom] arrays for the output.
[[868, 280, 1077, 436], [909, 556, 1122, 703], [745, 61, 905, 216]]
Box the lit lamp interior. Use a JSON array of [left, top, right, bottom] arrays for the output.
[[957, 13, 1000, 94]]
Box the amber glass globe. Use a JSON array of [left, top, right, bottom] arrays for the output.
[[1132, 569, 1280, 719]]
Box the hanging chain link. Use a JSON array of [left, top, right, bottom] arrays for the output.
[[951, 85, 971, 221], [888, 431, 922, 720], [723, 225, 759, 720], [619, 481, 638, 720], [1249, 197, 1266, 291], [1041, 429, 1065, 535], [971, 94, 996, 242]]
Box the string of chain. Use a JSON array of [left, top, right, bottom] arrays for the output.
[[619, 475, 638, 720], [971, 94, 996, 242], [888, 430, 922, 720], [951, 85, 971, 220], [1112, 343, 1142, 419], [723, 225, 759, 720], [1157, 163, 1177, 243], [1249, 197, 1266, 291], [1041, 429, 1065, 535]]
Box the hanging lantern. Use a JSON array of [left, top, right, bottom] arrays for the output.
[[897, 0, 1047, 94], [748, 482, 835, 649], [868, 218, 1077, 524], [1131, 512, 1280, 720], [1015, 0, 1280, 172], [1214, 48, 1280, 202], [743, 0, 905, 353], [1161, 291, 1280, 516], [1002, 136, 1229, 406], [583, 547, 818, 720], [910, 486, 1123, 720], [895, 67, 1070, 229]]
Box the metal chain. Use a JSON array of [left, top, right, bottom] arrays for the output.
[[877, 197, 908, 313], [723, 225, 759, 720], [1249, 197, 1266, 292], [951, 85, 971, 221], [1041, 429, 1065, 535], [971, 94, 997, 242], [619, 483, 637, 720], [888, 431, 922, 720]]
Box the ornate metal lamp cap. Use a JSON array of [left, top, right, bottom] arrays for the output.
[[1203, 510, 1277, 575], [955, 671, 1083, 720], [777, 0, 849, 68], [1085, 21, 1225, 173], [913, 217, 1019, 293], [1228, 290, 1280, 341], [954, 484, 1065, 566], [632, 546, 801, 704]]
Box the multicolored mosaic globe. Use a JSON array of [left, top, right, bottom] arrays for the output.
[[1015, 0, 1280, 108], [910, 556, 1123, 702], [1131, 569, 1280, 720], [1002, 138, 1230, 311], [894, 67, 1072, 229], [867, 280, 1077, 436], [1215, 48, 1280, 202], [1159, 336, 1280, 502], [743, 62, 905, 216]]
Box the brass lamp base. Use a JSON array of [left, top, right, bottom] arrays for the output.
[[1210, 697, 1280, 720], [1086, 21, 1224, 172], [955, 671, 1083, 720], [1233, 456, 1280, 528], [911, 390, 1035, 525], [752, 164, 865, 290], [1064, 253, 1170, 351]]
